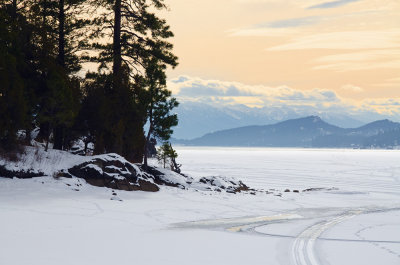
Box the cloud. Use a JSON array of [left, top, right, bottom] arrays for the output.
[[314, 60, 400, 72], [365, 98, 400, 106], [268, 30, 400, 50], [341, 84, 364, 92], [373, 77, 400, 88], [361, 98, 400, 115], [314, 50, 400, 72], [257, 16, 321, 29], [168, 76, 400, 120], [170, 75, 400, 116], [229, 16, 324, 37], [168, 75, 341, 106], [316, 50, 400, 63], [308, 0, 361, 9], [229, 27, 294, 37], [234, 0, 339, 7]]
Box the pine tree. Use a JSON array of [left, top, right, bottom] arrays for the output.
[[74, 72, 110, 155], [25, 0, 89, 150], [1, 0, 179, 161], [142, 57, 178, 169], [53, 0, 91, 149], [85, 0, 178, 161], [0, 1, 31, 151], [156, 142, 178, 170]]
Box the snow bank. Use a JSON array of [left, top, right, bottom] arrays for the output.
[[0, 146, 254, 194]]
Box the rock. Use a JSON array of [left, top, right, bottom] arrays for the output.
[[67, 154, 159, 192], [293, 190, 299, 193], [110, 196, 123, 201], [284, 189, 291, 192], [0, 165, 43, 179], [2, 149, 261, 195], [141, 165, 181, 188], [135, 178, 159, 192], [302, 187, 338, 192], [233, 182, 250, 193], [197, 176, 251, 194]]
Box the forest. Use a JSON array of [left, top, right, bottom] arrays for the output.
[[0, 0, 179, 164]]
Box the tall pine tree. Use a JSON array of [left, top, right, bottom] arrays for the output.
[[25, 0, 89, 150], [85, 0, 178, 161], [0, 1, 32, 151]]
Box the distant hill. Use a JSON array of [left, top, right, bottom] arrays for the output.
[[172, 102, 368, 139], [173, 116, 400, 149]]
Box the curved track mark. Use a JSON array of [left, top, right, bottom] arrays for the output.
[[292, 211, 360, 265]]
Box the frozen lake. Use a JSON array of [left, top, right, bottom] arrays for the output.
[[1, 147, 400, 265], [176, 147, 400, 193]]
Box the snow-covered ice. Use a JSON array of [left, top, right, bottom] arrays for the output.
[[1, 147, 400, 265]]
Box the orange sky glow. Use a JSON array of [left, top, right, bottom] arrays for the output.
[[161, 0, 400, 113]]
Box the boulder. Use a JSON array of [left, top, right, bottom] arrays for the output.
[[67, 154, 159, 192]]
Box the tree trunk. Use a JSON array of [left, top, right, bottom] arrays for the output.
[[84, 140, 88, 155], [57, 0, 65, 67], [53, 125, 64, 150], [52, 0, 66, 150], [112, 0, 122, 87], [10, 0, 18, 51], [170, 143, 181, 173], [11, 0, 17, 20], [143, 121, 153, 169], [45, 129, 50, 152], [25, 127, 32, 145]]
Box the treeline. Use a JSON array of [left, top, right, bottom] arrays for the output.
[[0, 0, 178, 163]]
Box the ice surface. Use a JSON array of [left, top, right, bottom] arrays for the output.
[[1, 147, 399, 265], [175, 147, 400, 193]]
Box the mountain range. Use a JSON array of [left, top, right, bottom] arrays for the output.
[[172, 101, 394, 139], [173, 116, 400, 149]]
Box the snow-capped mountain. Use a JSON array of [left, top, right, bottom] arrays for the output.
[[173, 116, 400, 148], [172, 101, 394, 140]]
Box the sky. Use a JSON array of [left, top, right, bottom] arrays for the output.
[[161, 0, 400, 118]]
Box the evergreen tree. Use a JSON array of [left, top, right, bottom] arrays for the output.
[[156, 142, 178, 170], [85, 0, 178, 161], [91, 0, 178, 76], [24, 0, 89, 150], [141, 57, 178, 169], [53, 0, 91, 149], [74, 73, 110, 155], [0, 1, 32, 151], [0, 0, 179, 162]]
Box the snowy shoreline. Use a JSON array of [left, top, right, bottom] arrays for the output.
[[1, 147, 400, 265], [0, 146, 256, 194]]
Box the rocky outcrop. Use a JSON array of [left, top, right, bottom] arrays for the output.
[[141, 165, 184, 188], [198, 176, 250, 193], [1, 149, 256, 194], [141, 165, 254, 194], [65, 154, 159, 192], [0, 166, 44, 179]]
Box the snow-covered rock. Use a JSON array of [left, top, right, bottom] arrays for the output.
[[0, 146, 254, 194], [66, 154, 159, 192], [142, 164, 253, 194]]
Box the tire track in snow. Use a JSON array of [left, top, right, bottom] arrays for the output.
[[173, 207, 400, 265], [292, 211, 361, 265]]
